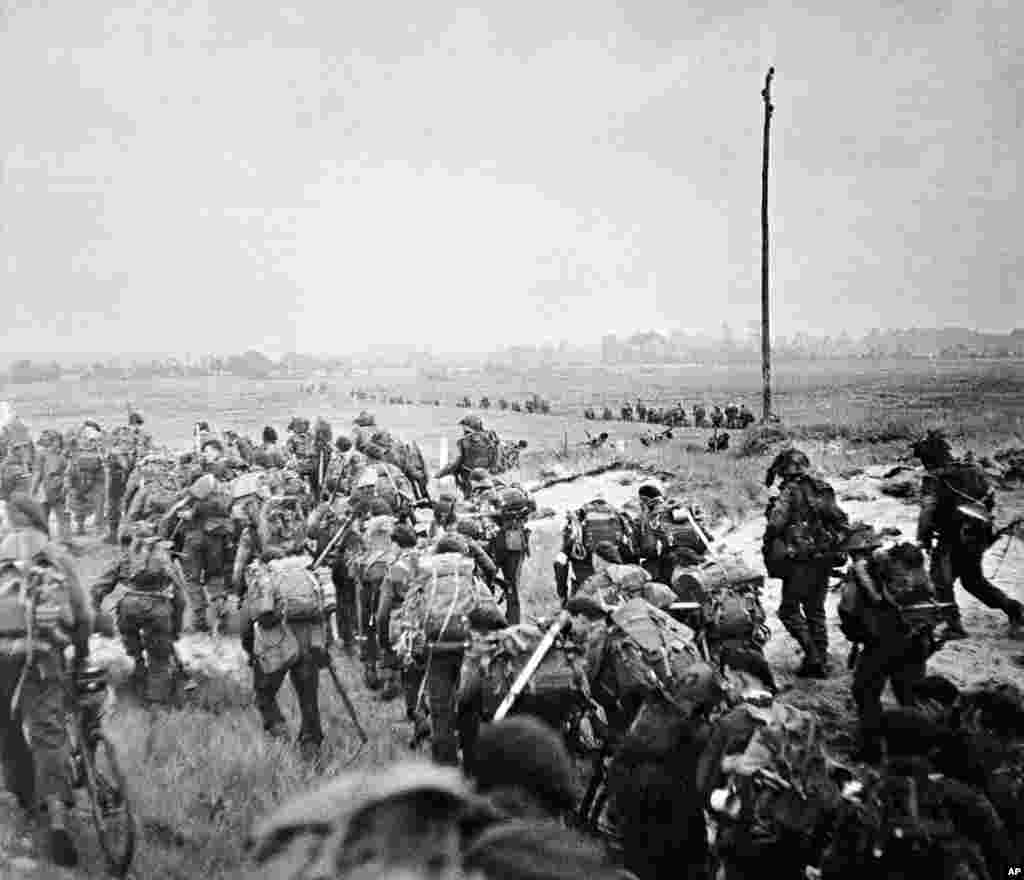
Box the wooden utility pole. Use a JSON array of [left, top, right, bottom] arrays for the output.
[[760, 67, 775, 423]]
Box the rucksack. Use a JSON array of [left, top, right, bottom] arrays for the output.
[[936, 463, 995, 546], [600, 598, 701, 708], [461, 430, 499, 471], [777, 476, 849, 563], [248, 556, 324, 621], [289, 433, 317, 475], [496, 486, 532, 519], [578, 564, 651, 606], [257, 496, 308, 559], [0, 553, 74, 653], [649, 504, 705, 557], [580, 502, 626, 553], [74, 447, 105, 485], [125, 537, 174, 589], [350, 464, 413, 515], [672, 559, 768, 646], [401, 552, 499, 642]]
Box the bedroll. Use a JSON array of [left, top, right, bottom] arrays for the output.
[[0, 555, 74, 654], [402, 552, 497, 642]]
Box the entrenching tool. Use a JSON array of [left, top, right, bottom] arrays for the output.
[[493, 609, 572, 722]]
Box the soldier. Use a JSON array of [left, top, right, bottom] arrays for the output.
[[92, 521, 187, 702], [65, 420, 107, 536], [0, 494, 93, 867], [285, 417, 318, 493], [32, 429, 70, 541], [602, 406, 614, 421], [170, 459, 234, 634], [351, 410, 377, 452], [253, 426, 286, 470], [478, 479, 535, 625], [693, 403, 707, 428], [0, 416, 34, 502], [239, 493, 328, 761], [352, 507, 398, 690], [633, 485, 707, 584], [431, 493, 499, 587], [554, 496, 634, 603], [375, 523, 421, 702], [310, 418, 332, 500], [724, 402, 739, 429], [437, 415, 501, 498], [106, 411, 152, 545], [710, 405, 724, 429], [838, 525, 942, 759], [763, 448, 849, 678], [913, 430, 1023, 638]]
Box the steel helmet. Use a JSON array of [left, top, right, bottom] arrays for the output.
[[189, 473, 218, 500], [468, 467, 493, 488], [842, 522, 883, 553], [353, 411, 376, 427], [459, 415, 483, 432]]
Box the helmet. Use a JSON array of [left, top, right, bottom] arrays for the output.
[[638, 484, 662, 502], [189, 473, 218, 500], [842, 522, 883, 553], [38, 429, 62, 448], [468, 468, 492, 488], [128, 411, 144, 426], [335, 435, 352, 453], [459, 415, 483, 432], [314, 418, 332, 440], [201, 438, 224, 455], [369, 498, 393, 518], [288, 416, 310, 434], [765, 448, 810, 486], [232, 472, 265, 501], [592, 541, 622, 564], [392, 524, 418, 548], [353, 411, 375, 427], [262, 426, 278, 445], [667, 662, 725, 717]]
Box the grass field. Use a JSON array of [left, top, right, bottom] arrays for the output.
[[1, 358, 1023, 879]]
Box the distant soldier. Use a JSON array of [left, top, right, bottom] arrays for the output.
[[351, 410, 377, 452], [710, 405, 724, 429], [724, 402, 740, 429], [693, 403, 707, 428], [92, 521, 187, 702], [498, 398, 509, 411], [65, 420, 107, 536], [376, 524, 422, 702], [311, 418, 333, 500], [0, 416, 34, 502], [252, 426, 286, 470], [480, 396, 491, 410], [620, 403, 633, 422], [351, 508, 398, 690], [739, 403, 756, 428], [510, 401, 522, 413], [602, 406, 614, 421], [913, 430, 1024, 637], [285, 417, 318, 493], [762, 448, 849, 677], [437, 415, 501, 498], [32, 429, 70, 541]]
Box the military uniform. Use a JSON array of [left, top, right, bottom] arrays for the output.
[[66, 427, 107, 535], [376, 532, 420, 702], [471, 478, 534, 625], [437, 416, 500, 498], [106, 422, 153, 544], [177, 473, 233, 633], [0, 505, 93, 867], [92, 527, 186, 702], [763, 450, 849, 677], [914, 432, 1024, 635], [554, 499, 633, 602], [32, 432, 69, 541], [350, 514, 399, 689], [253, 442, 286, 470]]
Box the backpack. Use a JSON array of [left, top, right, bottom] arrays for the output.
[[289, 433, 317, 475], [247, 555, 324, 622], [125, 537, 174, 589], [600, 598, 701, 708], [837, 568, 875, 644], [461, 430, 499, 471], [350, 464, 413, 515], [649, 504, 705, 558], [578, 564, 651, 606], [777, 476, 849, 564], [0, 553, 74, 653], [496, 486, 532, 519], [672, 559, 768, 646], [401, 552, 499, 642], [580, 501, 626, 553], [257, 496, 309, 559], [937, 464, 995, 547]]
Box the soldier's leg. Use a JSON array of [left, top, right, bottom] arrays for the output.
[[20, 664, 77, 864], [802, 563, 831, 668], [851, 640, 891, 757], [777, 566, 815, 662], [0, 661, 36, 810], [553, 558, 570, 604], [69, 489, 87, 535], [94, 472, 106, 527], [360, 580, 381, 690], [117, 599, 147, 690], [52, 497, 70, 542], [289, 652, 324, 759], [181, 529, 209, 632], [499, 551, 523, 625], [331, 561, 356, 652], [954, 546, 1024, 622], [203, 533, 230, 631], [889, 640, 928, 709], [930, 542, 967, 636], [253, 664, 289, 737], [426, 653, 461, 766], [404, 661, 426, 722], [143, 601, 177, 704], [106, 466, 126, 543]]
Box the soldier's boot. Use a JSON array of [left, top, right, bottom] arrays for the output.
[[44, 797, 78, 868], [363, 661, 381, 691], [941, 612, 969, 641]]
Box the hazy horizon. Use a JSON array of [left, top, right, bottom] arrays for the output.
[[3, 1, 1020, 357]]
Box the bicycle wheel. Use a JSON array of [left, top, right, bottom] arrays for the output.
[[80, 730, 135, 877]]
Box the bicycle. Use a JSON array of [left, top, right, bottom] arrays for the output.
[[66, 665, 136, 877]]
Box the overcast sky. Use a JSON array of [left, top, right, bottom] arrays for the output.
[[1, 0, 1019, 357]]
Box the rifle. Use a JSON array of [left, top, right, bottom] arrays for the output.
[[320, 647, 368, 743], [309, 512, 356, 571], [493, 610, 571, 721]]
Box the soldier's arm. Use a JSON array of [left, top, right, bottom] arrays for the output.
[[436, 444, 464, 479], [30, 454, 44, 497], [57, 551, 94, 660], [469, 539, 498, 581], [160, 551, 188, 635]]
